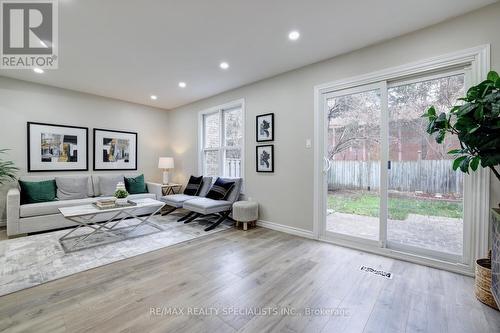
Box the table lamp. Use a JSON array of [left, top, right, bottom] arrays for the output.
[[158, 157, 174, 184]]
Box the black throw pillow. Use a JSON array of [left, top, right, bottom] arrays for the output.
[[206, 178, 235, 200], [183, 175, 204, 196]]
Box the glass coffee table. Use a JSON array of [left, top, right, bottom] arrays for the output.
[[58, 198, 165, 252]]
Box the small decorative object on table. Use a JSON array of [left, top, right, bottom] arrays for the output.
[[95, 197, 117, 209], [114, 182, 129, 205], [233, 200, 259, 231]]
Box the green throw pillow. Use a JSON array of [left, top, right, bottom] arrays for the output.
[[19, 180, 57, 204], [124, 174, 147, 194]]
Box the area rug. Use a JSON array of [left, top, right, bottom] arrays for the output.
[[0, 212, 230, 296]]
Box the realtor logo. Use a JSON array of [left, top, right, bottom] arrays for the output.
[[1, 0, 58, 69]]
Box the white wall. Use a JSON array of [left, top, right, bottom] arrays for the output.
[[167, 2, 500, 232], [0, 77, 169, 224]]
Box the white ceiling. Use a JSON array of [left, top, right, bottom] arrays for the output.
[[0, 0, 496, 109]]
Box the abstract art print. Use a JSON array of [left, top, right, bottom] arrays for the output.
[[27, 122, 88, 172], [256, 145, 274, 172], [93, 128, 137, 170], [256, 113, 274, 142]]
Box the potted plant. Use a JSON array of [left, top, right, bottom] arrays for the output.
[[0, 149, 19, 185], [422, 70, 500, 182], [114, 182, 129, 205], [423, 70, 500, 310]]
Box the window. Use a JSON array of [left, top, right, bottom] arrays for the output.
[[199, 100, 244, 180]]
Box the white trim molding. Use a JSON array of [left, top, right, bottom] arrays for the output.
[[313, 45, 491, 275], [256, 220, 315, 239]]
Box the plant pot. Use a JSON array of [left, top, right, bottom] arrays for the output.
[[116, 198, 128, 205], [475, 258, 499, 310]]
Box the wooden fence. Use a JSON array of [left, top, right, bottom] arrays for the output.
[[328, 160, 463, 194]]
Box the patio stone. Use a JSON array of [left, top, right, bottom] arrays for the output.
[[327, 212, 463, 255]]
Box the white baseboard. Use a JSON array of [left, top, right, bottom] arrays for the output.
[[256, 220, 314, 239]]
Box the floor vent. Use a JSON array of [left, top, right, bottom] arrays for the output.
[[360, 266, 393, 279]]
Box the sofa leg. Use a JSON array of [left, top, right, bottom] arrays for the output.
[[8, 233, 27, 239], [204, 211, 230, 232]]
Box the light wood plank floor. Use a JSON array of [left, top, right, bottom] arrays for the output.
[[0, 227, 499, 333]]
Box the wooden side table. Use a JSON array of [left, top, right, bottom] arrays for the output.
[[161, 184, 182, 196]]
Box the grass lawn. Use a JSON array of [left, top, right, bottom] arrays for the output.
[[328, 192, 463, 220]]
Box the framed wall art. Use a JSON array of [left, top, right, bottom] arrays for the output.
[[256, 144, 274, 173], [93, 128, 137, 170], [27, 122, 88, 172], [256, 113, 274, 142]]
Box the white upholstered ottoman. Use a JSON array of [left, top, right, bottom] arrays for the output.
[[232, 201, 259, 231]]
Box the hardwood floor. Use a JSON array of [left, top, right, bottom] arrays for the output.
[[0, 227, 499, 333]]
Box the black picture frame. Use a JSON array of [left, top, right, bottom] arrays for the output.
[[256, 113, 274, 142], [27, 122, 89, 172], [93, 128, 138, 171], [256, 144, 274, 173]]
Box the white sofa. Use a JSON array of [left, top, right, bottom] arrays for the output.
[[6, 173, 163, 237]]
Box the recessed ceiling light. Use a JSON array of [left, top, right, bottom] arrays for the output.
[[33, 68, 44, 74], [219, 62, 229, 70], [178, 82, 187, 88], [150, 95, 158, 100], [288, 30, 300, 41]]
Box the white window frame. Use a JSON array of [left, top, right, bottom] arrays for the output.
[[198, 98, 245, 184], [313, 45, 490, 276]]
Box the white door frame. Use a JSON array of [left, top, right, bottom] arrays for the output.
[[313, 45, 490, 276]]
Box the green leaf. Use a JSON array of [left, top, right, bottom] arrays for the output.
[[452, 156, 467, 171], [422, 106, 436, 118], [496, 78, 500, 89], [466, 87, 478, 100], [487, 71, 499, 82], [459, 156, 471, 173], [468, 125, 480, 134], [474, 105, 484, 119], [456, 103, 476, 116], [470, 156, 481, 171], [436, 130, 446, 144], [448, 149, 463, 155]]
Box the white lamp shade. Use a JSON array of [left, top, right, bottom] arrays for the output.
[[158, 157, 174, 169]]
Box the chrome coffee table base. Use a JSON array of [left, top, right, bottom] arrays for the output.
[[58, 199, 165, 252]]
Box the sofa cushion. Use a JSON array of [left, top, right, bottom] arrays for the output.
[[222, 177, 242, 203], [183, 197, 232, 215], [97, 175, 124, 196], [206, 178, 235, 200], [19, 193, 156, 218], [20, 197, 97, 218], [198, 177, 213, 197], [56, 176, 89, 200], [183, 175, 203, 196], [19, 175, 94, 197], [125, 174, 147, 194], [161, 194, 195, 208], [19, 180, 57, 205]]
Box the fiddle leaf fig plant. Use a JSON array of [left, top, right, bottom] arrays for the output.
[[422, 70, 500, 181], [0, 149, 19, 185]]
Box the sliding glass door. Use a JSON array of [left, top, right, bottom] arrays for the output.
[[386, 72, 465, 260], [322, 69, 467, 263], [324, 84, 382, 242]]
